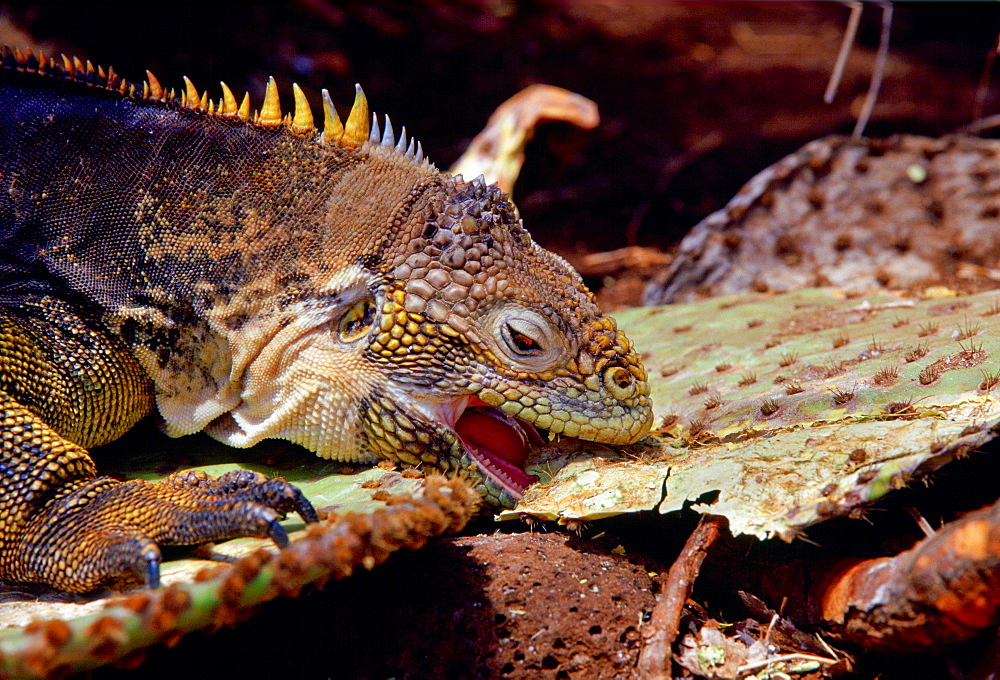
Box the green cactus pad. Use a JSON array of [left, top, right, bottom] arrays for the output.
[[504, 287, 1000, 538]]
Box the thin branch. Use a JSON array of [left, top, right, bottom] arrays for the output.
[[852, 2, 893, 138], [972, 32, 1000, 125], [737, 652, 839, 674], [637, 514, 727, 680], [825, 1, 863, 104], [904, 506, 935, 538], [954, 112, 1000, 135]]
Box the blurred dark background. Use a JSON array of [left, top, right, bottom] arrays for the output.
[[3, 2, 997, 265]]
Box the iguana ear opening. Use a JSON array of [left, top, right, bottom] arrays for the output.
[[335, 296, 377, 344]]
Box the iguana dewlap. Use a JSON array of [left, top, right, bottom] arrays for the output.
[[0, 48, 652, 592]]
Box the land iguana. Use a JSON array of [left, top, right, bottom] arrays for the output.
[[0, 47, 652, 593]]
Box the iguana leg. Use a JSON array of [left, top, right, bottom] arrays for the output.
[[2, 456, 317, 592], [0, 295, 317, 593]]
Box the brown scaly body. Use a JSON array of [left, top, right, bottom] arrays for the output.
[[0, 47, 651, 592]]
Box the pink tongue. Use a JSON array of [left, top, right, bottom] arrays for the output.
[[454, 407, 529, 468]]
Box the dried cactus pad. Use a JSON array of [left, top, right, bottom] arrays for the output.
[[644, 134, 1000, 304], [0, 467, 476, 679], [505, 287, 1000, 538]]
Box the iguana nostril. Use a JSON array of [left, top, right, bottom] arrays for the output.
[[604, 366, 635, 399]]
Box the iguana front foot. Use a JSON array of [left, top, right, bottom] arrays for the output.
[[1, 469, 317, 594]]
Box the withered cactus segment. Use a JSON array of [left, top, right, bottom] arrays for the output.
[[0, 476, 477, 679]]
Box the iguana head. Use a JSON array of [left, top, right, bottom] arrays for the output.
[[362, 172, 652, 504], [191, 85, 652, 505]]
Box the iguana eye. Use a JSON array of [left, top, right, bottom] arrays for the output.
[[504, 323, 542, 354], [337, 297, 376, 342], [488, 308, 567, 372]]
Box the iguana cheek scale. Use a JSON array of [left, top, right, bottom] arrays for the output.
[[0, 46, 652, 592]]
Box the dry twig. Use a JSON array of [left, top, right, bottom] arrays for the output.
[[824, 2, 862, 104], [638, 514, 728, 680], [852, 2, 893, 138]]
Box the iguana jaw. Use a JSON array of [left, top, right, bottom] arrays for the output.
[[413, 395, 541, 499]]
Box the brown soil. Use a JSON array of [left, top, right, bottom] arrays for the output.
[[336, 533, 659, 679]]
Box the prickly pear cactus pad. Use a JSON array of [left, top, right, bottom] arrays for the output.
[[0, 446, 476, 679], [644, 134, 1000, 304], [504, 287, 1000, 538]]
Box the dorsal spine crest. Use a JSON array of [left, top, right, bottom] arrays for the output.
[[0, 44, 430, 167]]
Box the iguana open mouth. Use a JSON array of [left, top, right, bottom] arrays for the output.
[[447, 396, 542, 498]]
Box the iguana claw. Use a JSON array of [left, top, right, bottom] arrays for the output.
[[145, 554, 161, 590], [267, 519, 290, 549]]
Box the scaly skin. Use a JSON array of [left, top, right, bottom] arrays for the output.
[[0, 294, 317, 592], [0, 47, 651, 591]]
